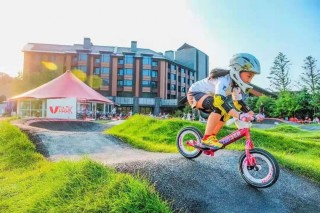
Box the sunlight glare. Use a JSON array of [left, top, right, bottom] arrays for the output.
[[41, 61, 58, 71], [72, 69, 87, 82], [89, 75, 103, 89]]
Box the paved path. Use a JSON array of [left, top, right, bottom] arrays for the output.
[[14, 119, 320, 213]]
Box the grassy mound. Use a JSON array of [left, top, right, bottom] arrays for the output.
[[265, 123, 305, 133], [106, 115, 235, 152], [0, 121, 172, 213], [107, 115, 320, 184]]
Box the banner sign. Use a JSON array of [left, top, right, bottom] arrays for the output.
[[47, 98, 77, 119]]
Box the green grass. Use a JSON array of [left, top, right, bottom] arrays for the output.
[[106, 115, 320, 185], [0, 120, 172, 213]]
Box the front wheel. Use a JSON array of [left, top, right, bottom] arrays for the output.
[[176, 126, 203, 159], [239, 148, 280, 188]]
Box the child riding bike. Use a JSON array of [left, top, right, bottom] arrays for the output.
[[187, 53, 263, 149]]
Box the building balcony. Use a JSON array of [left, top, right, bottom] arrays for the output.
[[108, 96, 178, 107], [161, 99, 178, 106], [139, 98, 155, 105]]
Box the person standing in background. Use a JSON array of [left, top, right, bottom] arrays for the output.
[[259, 102, 265, 116]]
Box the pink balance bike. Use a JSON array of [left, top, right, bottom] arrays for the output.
[[176, 116, 280, 188]]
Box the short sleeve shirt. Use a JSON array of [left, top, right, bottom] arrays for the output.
[[189, 75, 243, 101]]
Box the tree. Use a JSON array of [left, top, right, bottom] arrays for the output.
[[300, 56, 320, 94], [299, 56, 320, 115], [274, 91, 302, 118], [0, 72, 14, 98], [255, 95, 276, 117], [10, 70, 60, 96], [0, 95, 6, 103], [268, 52, 291, 92], [246, 96, 258, 112]]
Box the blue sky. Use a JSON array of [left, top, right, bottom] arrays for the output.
[[188, 0, 320, 89], [0, 0, 319, 90]]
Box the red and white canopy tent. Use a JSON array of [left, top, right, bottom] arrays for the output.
[[9, 70, 113, 119]]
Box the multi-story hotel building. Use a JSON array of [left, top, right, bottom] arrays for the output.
[[22, 38, 209, 115]]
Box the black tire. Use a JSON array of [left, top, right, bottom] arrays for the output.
[[238, 148, 280, 188], [176, 126, 203, 159]]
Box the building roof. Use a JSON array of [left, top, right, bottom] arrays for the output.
[[22, 42, 166, 58], [177, 43, 196, 51], [9, 70, 113, 103]]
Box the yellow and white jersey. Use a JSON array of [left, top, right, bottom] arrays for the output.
[[189, 75, 243, 101]]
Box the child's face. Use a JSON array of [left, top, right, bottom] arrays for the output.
[[240, 71, 255, 83]]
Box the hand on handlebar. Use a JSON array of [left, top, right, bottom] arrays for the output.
[[255, 113, 265, 122], [239, 112, 254, 122]]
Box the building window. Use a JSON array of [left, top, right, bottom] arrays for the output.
[[142, 80, 150, 87], [151, 70, 158, 78], [181, 68, 185, 74], [167, 84, 176, 91], [152, 60, 158, 66], [118, 69, 124, 76], [170, 64, 176, 71], [181, 77, 185, 83], [101, 54, 110, 62], [94, 67, 100, 75], [142, 69, 151, 76], [103, 79, 109, 86], [124, 68, 133, 75], [78, 65, 87, 73], [101, 67, 110, 74], [170, 73, 176, 81], [167, 94, 176, 99], [179, 87, 186, 92], [142, 56, 152, 65], [78, 53, 88, 61], [117, 91, 133, 97], [118, 59, 124, 64], [95, 58, 101, 63], [143, 80, 158, 88], [125, 55, 134, 64], [142, 92, 157, 98], [118, 80, 133, 86], [151, 81, 157, 88], [124, 80, 133, 86]]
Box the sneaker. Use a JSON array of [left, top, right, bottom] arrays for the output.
[[202, 135, 223, 148]]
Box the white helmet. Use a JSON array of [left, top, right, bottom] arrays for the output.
[[229, 53, 261, 93]]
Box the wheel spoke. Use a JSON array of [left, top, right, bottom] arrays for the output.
[[239, 149, 279, 188]]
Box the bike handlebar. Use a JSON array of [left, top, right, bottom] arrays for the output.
[[226, 113, 265, 127]]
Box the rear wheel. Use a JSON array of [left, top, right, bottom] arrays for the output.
[[176, 126, 203, 159], [238, 148, 280, 188]]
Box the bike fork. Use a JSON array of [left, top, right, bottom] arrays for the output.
[[245, 132, 256, 166]]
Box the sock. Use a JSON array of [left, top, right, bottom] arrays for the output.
[[203, 134, 216, 140]]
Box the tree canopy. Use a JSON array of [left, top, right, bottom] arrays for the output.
[[268, 52, 291, 92]]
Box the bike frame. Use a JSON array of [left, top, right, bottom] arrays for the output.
[[200, 127, 256, 166], [219, 128, 256, 166]]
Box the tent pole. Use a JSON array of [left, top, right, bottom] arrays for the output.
[[29, 100, 32, 117]]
